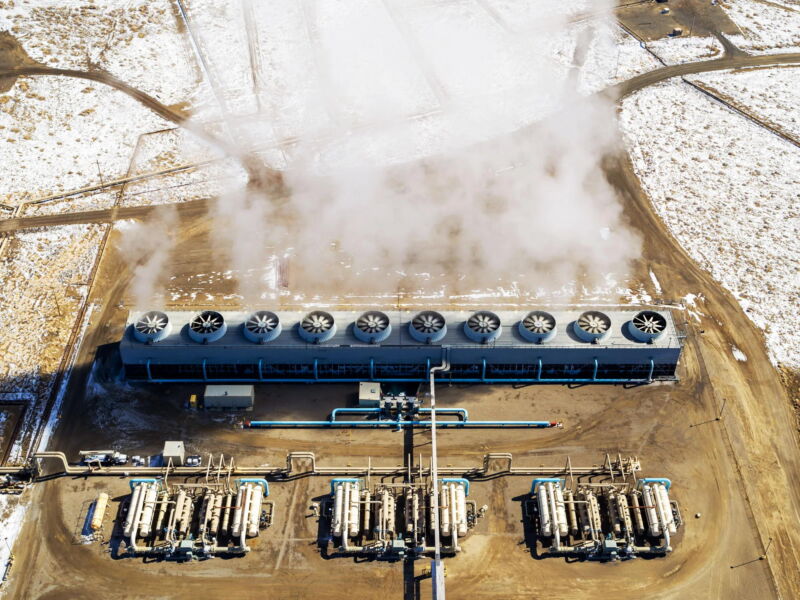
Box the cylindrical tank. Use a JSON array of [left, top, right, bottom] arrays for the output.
[[248, 488, 263, 538], [449, 482, 459, 539], [91, 492, 109, 532], [586, 492, 602, 534], [537, 484, 552, 537], [617, 492, 633, 536], [139, 483, 158, 538], [220, 493, 233, 536], [405, 489, 414, 534], [209, 493, 223, 535], [348, 483, 360, 538], [385, 490, 396, 536], [629, 491, 645, 535], [440, 484, 451, 536], [642, 485, 661, 537], [455, 483, 468, 537], [416, 490, 426, 533], [607, 491, 621, 537], [153, 491, 169, 536], [577, 493, 590, 534], [173, 490, 187, 536], [332, 483, 345, 537], [565, 490, 578, 536], [123, 483, 145, 538], [178, 493, 193, 536], [654, 484, 676, 534], [232, 485, 246, 538], [553, 484, 568, 538], [362, 489, 371, 535]]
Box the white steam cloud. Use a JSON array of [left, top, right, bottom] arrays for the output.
[[139, 0, 640, 303]]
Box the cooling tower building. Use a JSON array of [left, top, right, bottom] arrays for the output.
[[120, 308, 684, 384]]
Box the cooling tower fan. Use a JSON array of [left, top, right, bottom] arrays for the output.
[[243, 310, 282, 343], [353, 310, 392, 344], [464, 311, 502, 344], [298, 310, 337, 343], [627, 310, 667, 343], [518, 310, 556, 343], [573, 310, 611, 343], [409, 310, 447, 344], [187, 310, 227, 343], [132, 311, 171, 343]]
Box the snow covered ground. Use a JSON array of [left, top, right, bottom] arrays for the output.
[[723, 0, 800, 54], [646, 35, 724, 65], [688, 66, 800, 140], [620, 79, 800, 370], [0, 224, 104, 461]]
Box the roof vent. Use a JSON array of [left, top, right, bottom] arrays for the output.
[[187, 310, 227, 343], [353, 311, 392, 344], [298, 310, 336, 343], [464, 311, 502, 344], [573, 310, 611, 343], [132, 311, 171, 343], [243, 310, 282, 343], [409, 310, 447, 344], [518, 310, 556, 343], [627, 310, 667, 343]]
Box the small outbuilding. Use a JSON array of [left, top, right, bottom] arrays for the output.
[[204, 384, 255, 410], [358, 382, 382, 407], [162, 440, 185, 466]]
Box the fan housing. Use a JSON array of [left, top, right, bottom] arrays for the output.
[[132, 311, 171, 343], [518, 310, 556, 343], [408, 310, 447, 344], [626, 310, 667, 343], [187, 310, 227, 343], [573, 310, 611, 343], [463, 310, 502, 344], [298, 310, 337, 344], [353, 311, 392, 344], [242, 310, 282, 343]]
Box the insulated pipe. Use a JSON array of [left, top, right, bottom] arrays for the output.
[[440, 483, 451, 537], [232, 484, 246, 538], [608, 491, 622, 537], [348, 482, 360, 538], [123, 483, 145, 538], [340, 482, 351, 544], [332, 483, 345, 538], [405, 489, 414, 534], [642, 484, 661, 537], [629, 491, 645, 536], [654, 484, 676, 534], [178, 492, 193, 536], [449, 483, 461, 553], [617, 492, 634, 545], [547, 482, 562, 552], [554, 484, 568, 538], [565, 490, 578, 536], [362, 489, 371, 536], [248, 488, 263, 538], [238, 484, 253, 552], [139, 483, 158, 538], [456, 484, 468, 537], [153, 491, 169, 537], [537, 483, 552, 537], [220, 493, 232, 537], [128, 483, 150, 553], [210, 492, 223, 536]]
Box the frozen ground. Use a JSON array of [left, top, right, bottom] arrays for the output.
[[646, 35, 724, 65], [0, 224, 104, 461], [688, 66, 800, 140], [620, 79, 800, 370], [723, 0, 800, 54]]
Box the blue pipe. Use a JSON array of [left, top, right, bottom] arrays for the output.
[[481, 359, 486, 382], [537, 358, 542, 381], [146, 360, 152, 382], [638, 478, 672, 490], [441, 478, 470, 495], [330, 478, 361, 495], [246, 419, 558, 429], [418, 408, 468, 421], [592, 358, 598, 381], [236, 478, 269, 496], [648, 358, 654, 381], [530, 477, 564, 494], [129, 478, 159, 492], [202, 359, 207, 381], [258, 359, 263, 381], [369, 358, 374, 381]]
